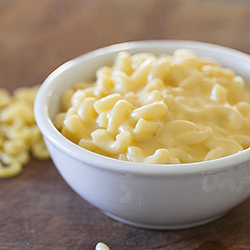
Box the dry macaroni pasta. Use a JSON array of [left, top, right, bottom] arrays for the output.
[[0, 86, 50, 178], [54, 50, 250, 164], [95, 242, 110, 250]]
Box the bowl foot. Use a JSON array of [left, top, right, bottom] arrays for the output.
[[102, 211, 229, 230]]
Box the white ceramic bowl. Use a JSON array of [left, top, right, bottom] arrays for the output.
[[34, 40, 250, 230]]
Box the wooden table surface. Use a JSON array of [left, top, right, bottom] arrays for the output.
[[1, 0, 250, 249]]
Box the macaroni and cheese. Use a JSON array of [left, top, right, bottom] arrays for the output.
[[54, 50, 250, 164]]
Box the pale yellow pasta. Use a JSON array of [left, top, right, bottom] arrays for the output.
[[0, 89, 12, 108], [1, 150, 30, 165], [0, 86, 50, 178], [61, 88, 75, 112], [131, 101, 168, 121], [94, 93, 122, 114], [77, 97, 97, 123], [107, 100, 133, 134], [13, 86, 39, 104], [147, 58, 170, 82], [127, 146, 145, 162], [3, 138, 27, 155], [113, 51, 133, 75], [96, 111, 109, 128], [91, 129, 131, 155], [210, 83, 227, 103], [134, 118, 159, 136], [62, 114, 88, 143], [55, 50, 250, 164], [0, 161, 22, 178], [95, 242, 111, 250], [54, 112, 66, 130], [144, 149, 180, 164], [0, 101, 35, 125]]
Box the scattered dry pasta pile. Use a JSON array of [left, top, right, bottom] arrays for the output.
[[0, 86, 50, 178], [55, 50, 250, 164]]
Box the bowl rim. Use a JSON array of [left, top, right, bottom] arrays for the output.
[[34, 40, 250, 175]]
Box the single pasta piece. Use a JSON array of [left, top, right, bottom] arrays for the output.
[[95, 242, 111, 250], [144, 149, 180, 164], [127, 146, 145, 163], [113, 51, 133, 75], [210, 83, 227, 103], [62, 114, 88, 143], [94, 93, 122, 114], [61, 88, 75, 112], [107, 100, 133, 134], [134, 118, 159, 137], [131, 101, 168, 121], [31, 139, 50, 160], [91, 129, 131, 155], [77, 97, 97, 123], [0, 161, 22, 178]]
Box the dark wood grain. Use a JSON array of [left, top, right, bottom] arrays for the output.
[[1, 0, 250, 249]]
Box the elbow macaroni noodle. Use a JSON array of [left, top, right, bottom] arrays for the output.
[[0, 86, 50, 178], [95, 242, 110, 250], [54, 50, 250, 164]]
